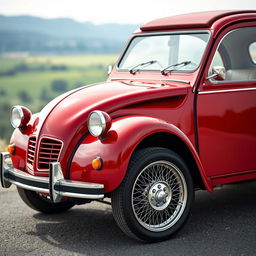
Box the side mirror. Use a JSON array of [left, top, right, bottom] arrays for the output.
[[207, 66, 226, 81], [107, 65, 113, 75]]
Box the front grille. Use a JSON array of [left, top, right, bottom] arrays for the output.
[[27, 137, 36, 169], [38, 138, 63, 169]]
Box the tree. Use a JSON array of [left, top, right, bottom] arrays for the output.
[[51, 79, 68, 92], [18, 90, 32, 103], [0, 89, 6, 96], [0, 102, 13, 142], [40, 88, 52, 102]]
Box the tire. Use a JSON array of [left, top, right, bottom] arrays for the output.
[[17, 187, 74, 214], [111, 147, 194, 242]]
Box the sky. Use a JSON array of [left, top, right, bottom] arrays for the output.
[[0, 0, 255, 24]]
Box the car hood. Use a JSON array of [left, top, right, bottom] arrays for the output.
[[35, 80, 189, 169]]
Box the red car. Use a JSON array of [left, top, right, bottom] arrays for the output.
[[1, 10, 256, 242]]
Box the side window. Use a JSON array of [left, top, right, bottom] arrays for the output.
[[208, 50, 224, 77], [209, 26, 256, 82], [211, 51, 224, 67]]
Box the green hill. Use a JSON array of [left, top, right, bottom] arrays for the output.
[[0, 15, 139, 54]]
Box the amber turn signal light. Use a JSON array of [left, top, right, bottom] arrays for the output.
[[7, 144, 16, 154], [92, 157, 103, 170]]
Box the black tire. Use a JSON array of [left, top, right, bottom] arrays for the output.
[[17, 187, 74, 214], [111, 147, 194, 242]]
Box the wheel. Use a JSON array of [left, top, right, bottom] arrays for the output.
[[17, 187, 74, 214], [111, 147, 194, 242]]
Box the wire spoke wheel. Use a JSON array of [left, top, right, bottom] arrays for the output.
[[111, 147, 194, 242], [132, 160, 187, 232]]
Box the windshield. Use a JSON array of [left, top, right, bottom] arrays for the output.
[[118, 32, 210, 73]]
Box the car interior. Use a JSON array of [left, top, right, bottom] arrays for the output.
[[210, 26, 256, 82]]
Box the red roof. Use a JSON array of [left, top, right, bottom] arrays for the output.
[[140, 10, 256, 31]]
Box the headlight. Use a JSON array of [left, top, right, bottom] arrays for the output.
[[10, 105, 32, 129], [88, 110, 112, 137]]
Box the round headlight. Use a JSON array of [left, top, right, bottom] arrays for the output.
[[88, 111, 111, 137], [11, 105, 31, 129]]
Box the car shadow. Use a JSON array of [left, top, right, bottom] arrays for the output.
[[28, 180, 256, 256]]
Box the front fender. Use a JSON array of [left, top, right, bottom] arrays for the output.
[[69, 115, 212, 193], [9, 128, 28, 171]]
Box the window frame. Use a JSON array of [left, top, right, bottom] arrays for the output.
[[208, 26, 256, 84], [117, 30, 211, 74]]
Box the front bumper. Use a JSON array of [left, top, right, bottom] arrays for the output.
[[0, 152, 104, 202]]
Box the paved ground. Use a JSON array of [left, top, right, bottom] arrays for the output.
[[0, 181, 256, 256]]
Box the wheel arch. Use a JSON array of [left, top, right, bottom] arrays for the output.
[[131, 132, 212, 191], [70, 116, 212, 193]]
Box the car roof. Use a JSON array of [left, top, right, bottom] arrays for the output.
[[140, 10, 256, 31]]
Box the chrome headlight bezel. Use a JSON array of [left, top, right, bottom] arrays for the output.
[[11, 106, 24, 128], [88, 110, 111, 137], [10, 105, 32, 129]]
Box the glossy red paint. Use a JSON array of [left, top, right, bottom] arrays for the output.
[[197, 87, 256, 175], [211, 14, 256, 38], [17, 106, 32, 130], [70, 116, 212, 193], [10, 128, 27, 171], [140, 10, 256, 31], [38, 81, 189, 177], [197, 19, 256, 180], [8, 10, 256, 195]]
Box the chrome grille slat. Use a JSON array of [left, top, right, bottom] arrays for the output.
[[26, 137, 36, 171], [39, 153, 59, 156], [41, 143, 61, 146], [38, 138, 63, 170], [26, 136, 63, 172], [40, 147, 61, 150]]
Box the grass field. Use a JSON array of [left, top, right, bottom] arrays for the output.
[[0, 54, 118, 71], [0, 54, 118, 143], [0, 69, 107, 107], [0, 54, 117, 105], [26, 54, 118, 67]]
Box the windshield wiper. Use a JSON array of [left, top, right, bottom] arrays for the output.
[[129, 60, 157, 74], [161, 61, 191, 75]]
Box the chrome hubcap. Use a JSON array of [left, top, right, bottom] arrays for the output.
[[132, 160, 187, 232], [148, 182, 172, 210]]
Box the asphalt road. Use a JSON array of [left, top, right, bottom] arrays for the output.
[[0, 181, 256, 256]]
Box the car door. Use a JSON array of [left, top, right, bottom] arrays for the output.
[[196, 24, 256, 178]]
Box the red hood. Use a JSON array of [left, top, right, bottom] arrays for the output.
[[35, 80, 189, 172]]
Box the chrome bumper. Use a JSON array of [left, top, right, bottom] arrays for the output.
[[0, 152, 104, 203]]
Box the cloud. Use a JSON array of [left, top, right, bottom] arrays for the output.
[[0, 0, 255, 24]]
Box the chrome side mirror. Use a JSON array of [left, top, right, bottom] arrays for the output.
[[107, 65, 113, 75], [207, 66, 226, 81]]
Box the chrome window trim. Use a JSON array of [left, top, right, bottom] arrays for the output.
[[209, 78, 256, 85], [198, 87, 256, 94]]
